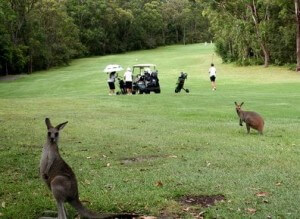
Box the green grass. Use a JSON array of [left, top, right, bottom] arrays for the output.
[[0, 43, 300, 218]]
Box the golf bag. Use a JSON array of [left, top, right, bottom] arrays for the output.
[[116, 77, 127, 95], [116, 77, 137, 95], [175, 72, 189, 93]]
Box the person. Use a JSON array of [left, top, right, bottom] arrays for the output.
[[144, 67, 151, 74], [107, 71, 117, 95], [209, 63, 217, 91], [124, 67, 133, 94]]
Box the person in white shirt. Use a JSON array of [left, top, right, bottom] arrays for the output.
[[209, 63, 217, 91], [124, 67, 133, 94]]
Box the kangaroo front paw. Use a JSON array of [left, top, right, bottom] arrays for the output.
[[42, 173, 49, 180]]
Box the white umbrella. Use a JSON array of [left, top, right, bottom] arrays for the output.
[[103, 64, 124, 73]]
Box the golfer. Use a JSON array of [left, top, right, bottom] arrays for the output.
[[107, 71, 117, 95], [124, 67, 133, 94], [209, 63, 217, 91]]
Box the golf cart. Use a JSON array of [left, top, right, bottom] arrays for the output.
[[132, 64, 161, 94]]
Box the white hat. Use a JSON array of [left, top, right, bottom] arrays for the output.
[[127, 67, 131, 71]]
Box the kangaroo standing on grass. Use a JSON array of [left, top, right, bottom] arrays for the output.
[[40, 118, 133, 219], [235, 102, 264, 134]]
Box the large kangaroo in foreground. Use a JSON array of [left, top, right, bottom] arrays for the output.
[[235, 102, 264, 134], [40, 118, 135, 219]]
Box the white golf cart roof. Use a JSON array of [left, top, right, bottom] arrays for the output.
[[132, 64, 157, 75], [133, 64, 156, 68]]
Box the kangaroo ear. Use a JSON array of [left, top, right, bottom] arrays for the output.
[[45, 118, 53, 129], [56, 121, 68, 131], [234, 102, 238, 106], [241, 102, 244, 106]]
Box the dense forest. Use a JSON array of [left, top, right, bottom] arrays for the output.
[[1, 0, 300, 76], [0, 0, 211, 75], [203, 0, 298, 68]]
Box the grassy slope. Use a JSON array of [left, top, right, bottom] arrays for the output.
[[0, 44, 300, 218]]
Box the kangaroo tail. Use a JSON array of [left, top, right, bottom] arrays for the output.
[[69, 199, 137, 219], [69, 198, 101, 218]]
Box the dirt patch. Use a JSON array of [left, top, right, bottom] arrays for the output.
[[178, 195, 226, 208], [0, 74, 25, 81], [120, 155, 162, 165], [96, 213, 139, 219]]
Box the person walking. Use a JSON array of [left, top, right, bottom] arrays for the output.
[[124, 67, 133, 94], [209, 63, 217, 91], [107, 71, 117, 95]]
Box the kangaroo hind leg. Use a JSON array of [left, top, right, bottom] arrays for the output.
[[56, 201, 67, 219], [246, 124, 250, 134], [51, 176, 72, 219]]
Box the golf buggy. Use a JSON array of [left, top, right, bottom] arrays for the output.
[[132, 64, 161, 94], [175, 72, 189, 93]]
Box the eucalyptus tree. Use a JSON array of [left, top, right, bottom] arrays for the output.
[[202, 0, 256, 64], [246, 0, 271, 67], [0, 0, 81, 75], [202, 0, 296, 67], [1, 0, 212, 75], [126, 0, 164, 49], [295, 0, 300, 71], [29, 0, 81, 69], [0, 1, 14, 75], [161, 0, 189, 44], [0, 0, 35, 74]]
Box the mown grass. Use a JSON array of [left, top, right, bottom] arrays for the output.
[[0, 43, 300, 218]]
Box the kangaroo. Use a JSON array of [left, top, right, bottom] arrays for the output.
[[40, 118, 135, 219], [235, 102, 264, 134]]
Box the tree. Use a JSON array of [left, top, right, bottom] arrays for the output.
[[1, 0, 212, 75], [295, 0, 300, 71], [30, 0, 82, 69], [0, 1, 13, 75], [246, 0, 271, 67], [203, 0, 296, 67]]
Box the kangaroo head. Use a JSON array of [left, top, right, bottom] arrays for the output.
[[45, 118, 68, 144], [234, 102, 244, 113]]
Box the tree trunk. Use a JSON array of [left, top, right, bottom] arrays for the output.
[[229, 41, 233, 58], [183, 25, 186, 45], [261, 42, 270, 67], [162, 29, 166, 45], [5, 62, 8, 76], [248, 1, 270, 67], [193, 21, 196, 43], [295, 0, 300, 71], [29, 55, 33, 74]]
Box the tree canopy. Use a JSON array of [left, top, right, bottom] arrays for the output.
[[0, 0, 212, 75], [1, 0, 299, 75], [201, 0, 296, 67]]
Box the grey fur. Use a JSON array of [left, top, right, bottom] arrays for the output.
[[39, 118, 137, 219], [40, 118, 102, 218]]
